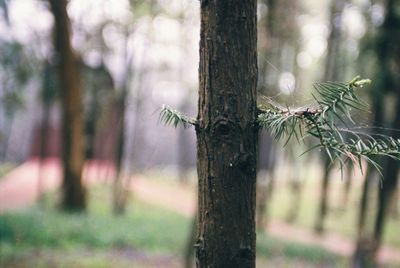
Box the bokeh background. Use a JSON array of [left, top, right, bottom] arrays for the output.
[[0, 0, 399, 267]]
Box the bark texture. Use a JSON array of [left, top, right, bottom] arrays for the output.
[[49, 0, 86, 211], [195, 1, 258, 267]]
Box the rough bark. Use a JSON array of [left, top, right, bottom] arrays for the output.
[[195, 1, 258, 267], [49, 0, 86, 211]]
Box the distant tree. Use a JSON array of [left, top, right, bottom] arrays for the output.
[[314, 0, 348, 234], [48, 0, 86, 211], [353, 0, 400, 266]]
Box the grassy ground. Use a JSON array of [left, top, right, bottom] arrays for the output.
[[0, 163, 14, 181], [0, 184, 348, 267]]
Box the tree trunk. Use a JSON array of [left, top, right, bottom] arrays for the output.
[[113, 91, 128, 215], [389, 186, 399, 218], [195, 1, 258, 267], [357, 166, 374, 240], [370, 74, 400, 264], [256, 171, 274, 231], [314, 158, 332, 234], [184, 214, 197, 268], [49, 0, 86, 211], [353, 0, 400, 265], [340, 164, 353, 209], [352, 166, 375, 268], [314, 0, 347, 234], [286, 166, 302, 223]]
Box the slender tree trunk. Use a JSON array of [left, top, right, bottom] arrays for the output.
[[256, 171, 275, 231], [340, 164, 354, 209], [389, 186, 399, 218], [113, 91, 128, 215], [286, 167, 302, 223], [256, 133, 276, 231], [314, 158, 332, 234], [357, 166, 374, 239], [371, 159, 399, 261], [37, 101, 50, 205], [370, 86, 400, 264], [113, 29, 133, 215], [195, 2, 258, 267], [49, 0, 86, 211], [314, 0, 347, 234], [184, 213, 197, 268], [352, 166, 375, 268], [353, 0, 400, 265]]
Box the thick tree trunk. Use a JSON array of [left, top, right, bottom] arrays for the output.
[[49, 0, 86, 211], [195, 1, 258, 267]]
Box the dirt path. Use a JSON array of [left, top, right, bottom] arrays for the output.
[[0, 158, 399, 264]]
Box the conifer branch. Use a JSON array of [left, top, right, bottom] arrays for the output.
[[258, 76, 400, 172], [159, 105, 197, 128]]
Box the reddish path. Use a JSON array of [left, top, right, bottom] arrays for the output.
[[0, 157, 115, 211], [0, 158, 399, 264]]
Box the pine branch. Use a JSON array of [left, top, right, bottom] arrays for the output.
[[159, 105, 197, 128], [258, 76, 400, 173]]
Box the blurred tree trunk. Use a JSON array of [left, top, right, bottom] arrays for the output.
[[256, 170, 274, 231], [353, 0, 400, 266], [113, 89, 128, 215], [113, 29, 133, 215], [256, 0, 300, 232], [184, 213, 197, 268], [286, 159, 303, 223], [314, 158, 333, 233], [314, 0, 347, 234], [49, 0, 86, 211], [356, 166, 374, 237], [389, 187, 399, 218], [256, 133, 276, 231], [340, 164, 354, 208], [195, 1, 258, 267], [37, 61, 53, 205]]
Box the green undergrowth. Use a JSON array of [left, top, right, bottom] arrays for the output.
[[0, 184, 348, 267], [268, 165, 400, 249], [0, 162, 15, 181]]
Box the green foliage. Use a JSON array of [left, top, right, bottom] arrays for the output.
[[257, 233, 341, 264], [257, 76, 400, 173], [0, 201, 189, 254], [159, 105, 196, 128], [0, 184, 347, 267]]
